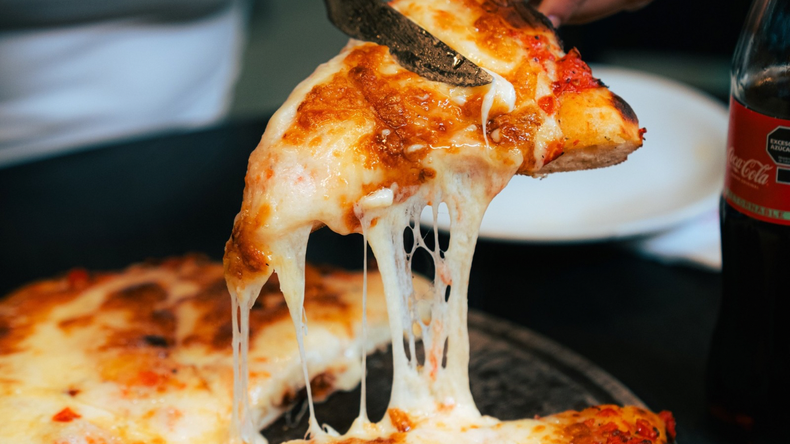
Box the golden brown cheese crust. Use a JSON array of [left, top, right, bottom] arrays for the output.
[[547, 405, 676, 444], [540, 87, 642, 174], [281, 3, 548, 176], [311, 405, 675, 444], [223, 0, 642, 286], [286, 45, 441, 224], [1, 257, 349, 355], [278, 0, 640, 176], [0, 256, 391, 444]]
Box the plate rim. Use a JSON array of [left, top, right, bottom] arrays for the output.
[[420, 65, 728, 243]]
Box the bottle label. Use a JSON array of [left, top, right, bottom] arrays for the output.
[[724, 98, 790, 225]]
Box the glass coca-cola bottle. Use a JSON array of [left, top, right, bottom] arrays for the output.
[[706, 0, 790, 441]]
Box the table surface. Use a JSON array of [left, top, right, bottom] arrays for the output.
[[0, 117, 729, 443]]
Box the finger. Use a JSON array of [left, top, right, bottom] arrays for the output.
[[569, 0, 652, 24], [625, 0, 653, 12], [537, 0, 653, 26], [535, 0, 586, 27]]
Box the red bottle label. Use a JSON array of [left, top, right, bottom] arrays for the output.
[[724, 98, 790, 225]]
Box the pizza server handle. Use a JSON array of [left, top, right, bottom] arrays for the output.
[[323, 0, 493, 87]]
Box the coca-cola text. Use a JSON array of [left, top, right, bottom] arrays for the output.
[[727, 147, 772, 185]]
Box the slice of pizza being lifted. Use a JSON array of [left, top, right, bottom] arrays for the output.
[[224, 1, 664, 443], [225, 0, 643, 290]]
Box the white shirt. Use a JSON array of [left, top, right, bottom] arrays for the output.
[[0, 1, 246, 168]]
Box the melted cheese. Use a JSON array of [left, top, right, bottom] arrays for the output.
[[226, 77, 523, 441], [228, 160, 518, 444], [481, 69, 516, 147], [223, 1, 646, 443], [0, 257, 396, 444], [223, 0, 544, 441]]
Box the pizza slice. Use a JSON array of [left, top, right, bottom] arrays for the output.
[[0, 255, 410, 444], [285, 405, 676, 444], [224, 0, 643, 292], [223, 1, 659, 443]]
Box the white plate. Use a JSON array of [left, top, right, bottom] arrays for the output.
[[420, 65, 728, 242]]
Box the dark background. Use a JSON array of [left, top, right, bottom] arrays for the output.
[[559, 0, 750, 59]]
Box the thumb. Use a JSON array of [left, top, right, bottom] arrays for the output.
[[535, 0, 587, 27], [537, 0, 654, 26]]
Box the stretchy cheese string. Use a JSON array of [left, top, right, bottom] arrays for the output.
[[269, 226, 324, 438], [229, 66, 521, 444], [359, 228, 370, 424], [230, 284, 267, 444]]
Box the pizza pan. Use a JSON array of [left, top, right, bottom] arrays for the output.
[[263, 310, 644, 443]]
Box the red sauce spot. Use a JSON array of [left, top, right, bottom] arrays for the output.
[[636, 418, 658, 439], [537, 96, 556, 114], [138, 370, 161, 387], [552, 48, 602, 95], [599, 421, 620, 434], [388, 408, 413, 433], [52, 407, 81, 422], [524, 34, 556, 65], [429, 353, 438, 379], [67, 269, 89, 290], [659, 411, 677, 441], [597, 407, 619, 417]]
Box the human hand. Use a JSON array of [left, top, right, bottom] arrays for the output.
[[531, 0, 654, 27]]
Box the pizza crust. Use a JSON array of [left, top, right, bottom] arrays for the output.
[[535, 88, 642, 175]]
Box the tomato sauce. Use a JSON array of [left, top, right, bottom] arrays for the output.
[[552, 48, 602, 95]]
